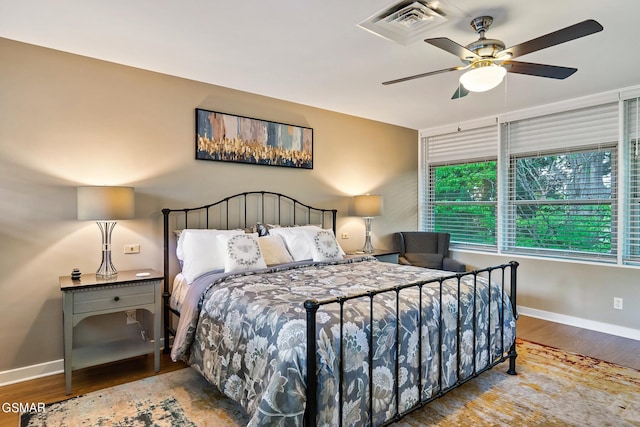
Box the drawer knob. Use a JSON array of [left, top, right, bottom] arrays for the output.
[[114, 296, 120, 302]]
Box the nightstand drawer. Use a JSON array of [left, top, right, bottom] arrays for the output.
[[73, 283, 155, 314]]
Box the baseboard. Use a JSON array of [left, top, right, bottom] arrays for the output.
[[518, 306, 640, 341], [0, 359, 64, 387], [0, 338, 169, 387]]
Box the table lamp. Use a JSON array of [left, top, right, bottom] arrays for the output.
[[77, 186, 135, 279], [353, 194, 383, 253]]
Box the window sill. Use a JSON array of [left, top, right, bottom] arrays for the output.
[[450, 247, 640, 271]]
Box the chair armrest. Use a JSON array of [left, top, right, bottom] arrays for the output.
[[398, 256, 412, 265], [443, 258, 466, 272]]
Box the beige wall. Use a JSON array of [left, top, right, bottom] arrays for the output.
[[452, 251, 640, 338], [0, 38, 418, 373]]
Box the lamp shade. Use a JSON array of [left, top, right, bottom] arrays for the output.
[[353, 195, 383, 217], [459, 64, 506, 92], [77, 186, 135, 221]]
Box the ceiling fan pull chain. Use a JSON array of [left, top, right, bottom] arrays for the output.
[[504, 73, 509, 117]]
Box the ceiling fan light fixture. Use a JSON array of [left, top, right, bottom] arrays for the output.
[[459, 64, 506, 92]]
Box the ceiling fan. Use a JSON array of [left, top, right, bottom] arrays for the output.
[[382, 16, 603, 99]]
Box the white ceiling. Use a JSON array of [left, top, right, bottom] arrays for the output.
[[1, 0, 638, 130]]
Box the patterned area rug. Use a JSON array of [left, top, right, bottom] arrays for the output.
[[21, 339, 640, 426]]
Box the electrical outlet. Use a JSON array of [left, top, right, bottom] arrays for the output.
[[126, 310, 137, 324], [124, 244, 140, 254], [613, 297, 623, 310]]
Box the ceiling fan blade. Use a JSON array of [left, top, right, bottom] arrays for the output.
[[425, 37, 480, 61], [451, 85, 469, 99], [382, 66, 467, 85], [501, 19, 603, 59], [504, 61, 577, 79]]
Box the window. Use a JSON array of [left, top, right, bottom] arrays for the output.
[[624, 97, 640, 265], [421, 124, 498, 249], [430, 161, 497, 247], [503, 102, 619, 261], [507, 147, 616, 259], [420, 100, 627, 264], [627, 140, 640, 262]]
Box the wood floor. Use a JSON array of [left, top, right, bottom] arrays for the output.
[[1, 315, 638, 427], [516, 315, 640, 370]]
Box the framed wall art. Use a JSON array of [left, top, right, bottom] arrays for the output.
[[195, 108, 313, 169]]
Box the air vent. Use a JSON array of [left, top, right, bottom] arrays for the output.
[[358, 1, 447, 45]]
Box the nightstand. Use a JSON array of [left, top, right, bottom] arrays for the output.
[[346, 249, 399, 263], [60, 269, 162, 394]]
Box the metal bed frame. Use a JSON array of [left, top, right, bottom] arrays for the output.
[[162, 191, 518, 427]]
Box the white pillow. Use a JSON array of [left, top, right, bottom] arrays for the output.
[[259, 235, 294, 266], [218, 233, 267, 272], [178, 229, 244, 283], [268, 225, 319, 261], [310, 229, 344, 262], [176, 229, 243, 261], [269, 225, 345, 261]]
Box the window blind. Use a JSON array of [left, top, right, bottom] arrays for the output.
[[505, 102, 619, 154], [418, 136, 429, 231], [425, 124, 498, 163], [429, 161, 497, 249]]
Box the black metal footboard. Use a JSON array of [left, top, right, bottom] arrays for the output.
[[304, 261, 519, 427]]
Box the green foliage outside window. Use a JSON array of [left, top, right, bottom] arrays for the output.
[[513, 150, 613, 254], [431, 149, 614, 255], [515, 204, 611, 252], [432, 161, 497, 246]]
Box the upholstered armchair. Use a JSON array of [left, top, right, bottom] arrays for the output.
[[393, 232, 466, 272]]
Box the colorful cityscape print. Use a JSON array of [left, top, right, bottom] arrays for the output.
[[196, 109, 313, 169]]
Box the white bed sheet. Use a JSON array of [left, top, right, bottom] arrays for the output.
[[170, 273, 189, 312]]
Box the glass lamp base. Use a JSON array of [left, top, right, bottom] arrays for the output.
[[361, 216, 375, 253], [96, 249, 117, 279], [95, 222, 118, 279]]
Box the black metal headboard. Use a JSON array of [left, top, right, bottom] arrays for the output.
[[161, 191, 337, 350]]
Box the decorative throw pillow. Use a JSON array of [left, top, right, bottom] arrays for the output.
[[259, 235, 294, 266], [310, 229, 343, 262], [218, 233, 267, 272]]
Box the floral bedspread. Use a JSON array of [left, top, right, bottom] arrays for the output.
[[176, 258, 516, 427]]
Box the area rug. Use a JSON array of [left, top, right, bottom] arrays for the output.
[[20, 339, 640, 426]]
